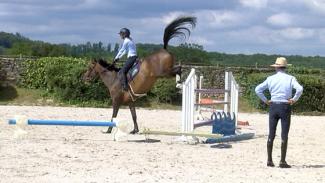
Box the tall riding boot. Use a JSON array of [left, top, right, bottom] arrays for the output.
[[267, 140, 275, 167], [118, 72, 128, 91], [279, 140, 291, 168]]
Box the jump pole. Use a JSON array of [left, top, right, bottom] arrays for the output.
[[8, 119, 116, 127], [140, 128, 223, 139]]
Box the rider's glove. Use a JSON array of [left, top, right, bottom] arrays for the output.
[[113, 58, 119, 65]]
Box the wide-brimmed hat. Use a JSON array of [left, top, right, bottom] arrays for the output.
[[270, 57, 292, 67]]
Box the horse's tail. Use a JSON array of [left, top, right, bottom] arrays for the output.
[[163, 16, 197, 49]]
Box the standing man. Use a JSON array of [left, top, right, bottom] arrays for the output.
[[255, 57, 303, 168], [113, 28, 137, 91]]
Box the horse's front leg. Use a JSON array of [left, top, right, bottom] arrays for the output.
[[105, 103, 120, 133], [129, 103, 139, 134]]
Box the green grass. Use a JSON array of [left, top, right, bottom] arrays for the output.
[[0, 85, 258, 113], [238, 97, 261, 113], [0, 85, 57, 106]]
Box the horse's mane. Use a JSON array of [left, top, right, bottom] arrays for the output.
[[163, 16, 197, 49], [96, 59, 120, 72]]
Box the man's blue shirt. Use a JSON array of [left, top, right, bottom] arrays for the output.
[[255, 70, 303, 103]]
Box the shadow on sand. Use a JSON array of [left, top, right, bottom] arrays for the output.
[[210, 143, 232, 149], [301, 165, 325, 168], [129, 138, 161, 143], [0, 85, 18, 101]]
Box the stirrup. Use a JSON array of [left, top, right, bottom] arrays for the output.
[[122, 85, 128, 91], [121, 82, 129, 91]]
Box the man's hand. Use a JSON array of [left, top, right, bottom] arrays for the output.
[[288, 99, 295, 105], [265, 100, 272, 105]]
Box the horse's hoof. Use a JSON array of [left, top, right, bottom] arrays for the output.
[[101, 129, 112, 134], [129, 130, 139, 134]]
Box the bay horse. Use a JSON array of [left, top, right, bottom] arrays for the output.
[[83, 16, 196, 134]]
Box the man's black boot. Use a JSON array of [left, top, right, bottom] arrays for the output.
[[279, 140, 291, 168], [267, 140, 275, 167]]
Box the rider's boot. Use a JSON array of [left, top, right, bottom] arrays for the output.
[[118, 72, 128, 91]]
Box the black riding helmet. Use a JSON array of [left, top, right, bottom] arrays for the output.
[[118, 28, 130, 37]]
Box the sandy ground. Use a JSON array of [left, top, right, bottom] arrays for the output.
[[0, 105, 324, 183]]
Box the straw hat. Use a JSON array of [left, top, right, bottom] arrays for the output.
[[270, 57, 292, 67]]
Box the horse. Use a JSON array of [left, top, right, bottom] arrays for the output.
[[82, 16, 196, 134]]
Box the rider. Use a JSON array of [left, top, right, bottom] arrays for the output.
[[113, 28, 138, 91]]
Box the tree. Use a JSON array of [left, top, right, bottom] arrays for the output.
[[107, 43, 112, 52], [113, 43, 119, 53], [0, 46, 5, 54]]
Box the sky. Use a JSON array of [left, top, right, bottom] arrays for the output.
[[1, 0, 325, 56]]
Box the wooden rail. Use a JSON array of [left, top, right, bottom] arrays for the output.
[[195, 88, 229, 94]]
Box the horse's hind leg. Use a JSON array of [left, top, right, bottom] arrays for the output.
[[129, 103, 139, 134], [172, 65, 182, 76], [167, 65, 181, 77]]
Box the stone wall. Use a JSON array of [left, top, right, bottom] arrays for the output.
[[0, 56, 36, 86]]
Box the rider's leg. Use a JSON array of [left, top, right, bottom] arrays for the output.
[[119, 56, 137, 91]]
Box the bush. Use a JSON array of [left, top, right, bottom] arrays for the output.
[[241, 73, 270, 111], [294, 75, 325, 112], [150, 78, 181, 104], [0, 62, 2, 86], [20, 57, 111, 103]]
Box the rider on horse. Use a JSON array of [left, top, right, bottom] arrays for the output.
[[113, 28, 138, 91]]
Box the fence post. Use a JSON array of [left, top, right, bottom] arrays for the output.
[[224, 71, 229, 113], [181, 68, 196, 133], [229, 72, 239, 126]]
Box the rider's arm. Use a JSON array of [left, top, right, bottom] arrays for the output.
[[115, 39, 128, 60]]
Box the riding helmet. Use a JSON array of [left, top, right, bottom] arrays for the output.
[[119, 28, 130, 37]]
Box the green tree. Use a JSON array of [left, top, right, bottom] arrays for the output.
[[113, 43, 119, 53]]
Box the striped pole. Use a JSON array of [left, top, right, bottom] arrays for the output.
[[141, 128, 223, 139]]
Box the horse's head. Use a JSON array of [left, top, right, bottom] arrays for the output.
[[82, 59, 98, 83], [82, 59, 120, 83]]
